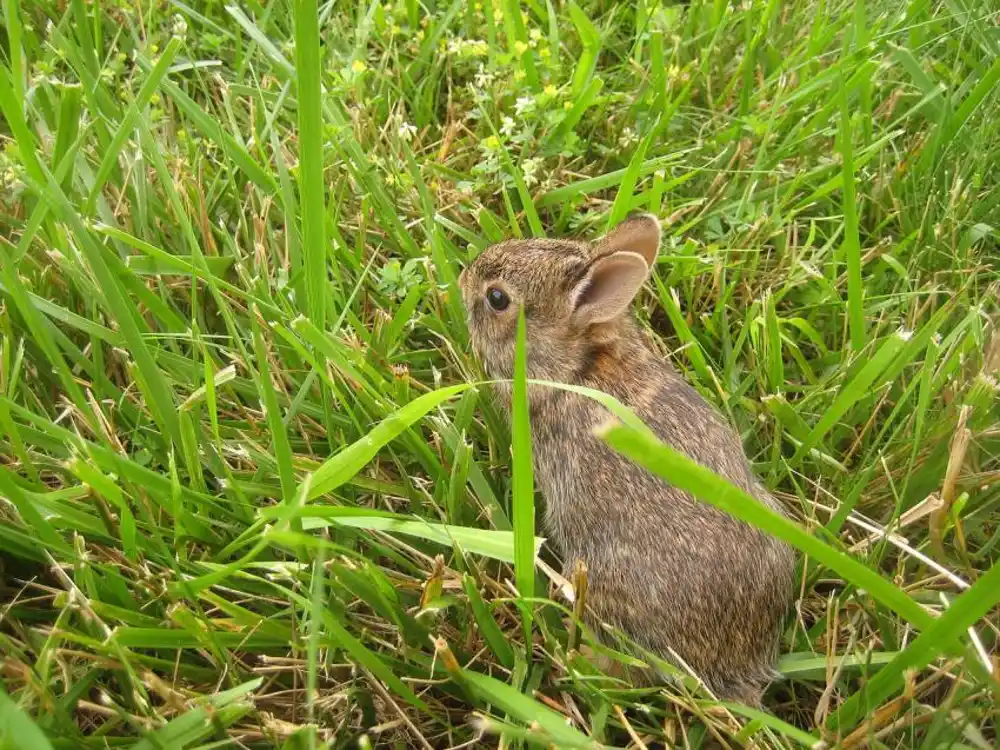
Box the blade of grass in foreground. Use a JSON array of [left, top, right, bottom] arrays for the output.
[[462, 669, 596, 748], [129, 678, 261, 750], [777, 650, 899, 680], [263, 511, 544, 563], [829, 558, 1000, 734], [511, 306, 536, 644], [305, 382, 477, 500], [721, 703, 821, 748], [0, 684, 55, 750], [594, 420, 933, 630], [293, 0, 330, 325]]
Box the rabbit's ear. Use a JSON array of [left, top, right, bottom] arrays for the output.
[[596, 213, 661, 267], [571, 251, 649, 325]]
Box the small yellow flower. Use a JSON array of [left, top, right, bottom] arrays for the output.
[[539, 47, 551, 59], [529, 28, 542, 41], [514, 69, 526, 81], [484, 135, 501, 150], [514, 40, 528, 55], [352, 59, 367, 73], [544, 84, 557, 97], [563, 101, 573, 110], [391, 24, 401, 35], [150, 44, 159, 54], [150, 93, 161, 105]]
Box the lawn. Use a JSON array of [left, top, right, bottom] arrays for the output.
[[1, 0, 999, 747]]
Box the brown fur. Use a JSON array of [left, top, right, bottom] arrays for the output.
[[459, 216, 796, 704]]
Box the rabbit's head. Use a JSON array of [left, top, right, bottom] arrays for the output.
[[458, 214, 661, 388]]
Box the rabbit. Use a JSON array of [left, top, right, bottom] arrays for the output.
[[457, 214, 796, 705]]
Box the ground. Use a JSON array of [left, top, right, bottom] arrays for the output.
[[0, 0, 999, 748]]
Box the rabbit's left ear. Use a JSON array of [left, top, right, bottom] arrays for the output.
[[595, 213, 661, 267], [570, 251, 649, 325]]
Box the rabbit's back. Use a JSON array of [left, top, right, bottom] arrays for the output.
[[530, 330, 795, 701]]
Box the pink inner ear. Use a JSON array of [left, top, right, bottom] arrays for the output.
[[572, 251, 650, 325]]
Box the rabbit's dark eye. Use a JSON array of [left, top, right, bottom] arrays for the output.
[[485, 287, 510, 312]]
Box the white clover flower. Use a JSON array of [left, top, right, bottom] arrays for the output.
[[514, 96, 535, 115], [521, 157, 543, 187], [397, 121, 418, 141], [501, 116, 517, 136], [172, 13, 188, 38], [474, 64, 494, 88]]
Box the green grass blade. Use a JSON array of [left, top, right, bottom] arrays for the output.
[[265, 511, 542, 563], [250, 313, 297, 506], [462, 669, 596, 748], [838, 72, 865, 351], [464, 574, 516, 669], [152, 73, 279, 194], [0, 687, 54, 750], [830, 560, 1000, 733], [129, 679, 261, 750], [293, 0, 330, 325], [722, 703, 822, 748], [307, 383, 475, 499], [511, 307, 536, 642], [87, 36, 181, 210], [596, 421, 933, 630], [0, 467, 70, 554], [788, 331, 908, 468]]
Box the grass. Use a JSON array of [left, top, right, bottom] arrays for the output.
[[1, 0, 999, 747]]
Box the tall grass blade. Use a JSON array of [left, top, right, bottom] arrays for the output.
[[596, 421, 933, 629], [293, 0, 330, 325], [511, 307, 536, 643], [838, 72, 865, 351], [462, 670, 596, 748], [0, 688, 55, 750], [830, 559, 1000, 732]]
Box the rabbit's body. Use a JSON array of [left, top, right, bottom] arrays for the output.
[[459, 218, 795, 704], [527, 318, 793, 703]]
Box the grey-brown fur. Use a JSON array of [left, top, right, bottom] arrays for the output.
[[459, 216, 796, 705]]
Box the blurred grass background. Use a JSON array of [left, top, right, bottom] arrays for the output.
[[0, 0, 999, 747]]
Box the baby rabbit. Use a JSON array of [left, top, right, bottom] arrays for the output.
[[458, 215, 796, 705]]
